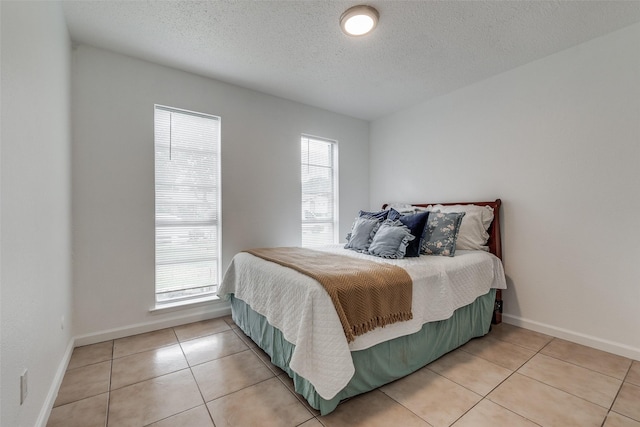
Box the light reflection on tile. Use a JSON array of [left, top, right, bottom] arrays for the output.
[[113, 328, 178, 358], [180, 330, 248, 366], [174, 318, 231, 342], [111, 344, 188, 390]]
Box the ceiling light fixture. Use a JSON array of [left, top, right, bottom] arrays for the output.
[[340, 5, 379, 37]]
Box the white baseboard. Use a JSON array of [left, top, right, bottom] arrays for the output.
[[35, 337, 76, 427], [74, 303, 231, 347], [502, 313, 640, 361]]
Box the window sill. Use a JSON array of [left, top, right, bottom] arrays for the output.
[[149, 294, 222, 314]]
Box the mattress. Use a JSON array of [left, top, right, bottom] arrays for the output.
[[218, 244, 506, 400]]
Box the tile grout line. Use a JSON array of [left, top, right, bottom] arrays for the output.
[[54, 319, 640, 427], [105, 340, 114, 427], [537, 352, 632, 383], [519, 354, 627, 413], [175, 325, 206, 423]]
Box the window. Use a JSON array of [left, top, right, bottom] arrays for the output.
[[301, 135, 338, 247], [154, 105, 220, 304]]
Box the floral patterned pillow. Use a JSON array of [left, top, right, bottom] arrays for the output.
[[421, 211, 466, 257]]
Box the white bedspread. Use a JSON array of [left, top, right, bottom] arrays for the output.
[[217, 245, 506, 400]]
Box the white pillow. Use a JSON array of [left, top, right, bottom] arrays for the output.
[[384, 203, 416, 214], [427, 204, 494, 251]]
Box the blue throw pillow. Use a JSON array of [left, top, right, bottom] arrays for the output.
[[421, 211, 466, 256], [387, 208, 402, 221], [395, 211, 430, 257], [368, 220, 415, 259], [358, 209, 389, 220], [344, 216, 381, 253]]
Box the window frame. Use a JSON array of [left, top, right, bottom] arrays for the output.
[[300, 134, 339, 247], [153, 104, 222, 306]]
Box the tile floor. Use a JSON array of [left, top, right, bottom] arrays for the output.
[[47, 318, 640, 427]]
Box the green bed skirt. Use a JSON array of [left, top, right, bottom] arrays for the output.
[[230, 288, 496, 415]]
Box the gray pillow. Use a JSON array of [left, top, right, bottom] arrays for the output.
[[421, 211, 465, 257], [368, 220, 415, 259], [344, 216, 381, 253]]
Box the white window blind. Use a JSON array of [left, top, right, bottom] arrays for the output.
[[301, 135, 338, 247], [154, 105, 220, 304]]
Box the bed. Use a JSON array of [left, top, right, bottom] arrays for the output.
[[218, 199, 505, 415]]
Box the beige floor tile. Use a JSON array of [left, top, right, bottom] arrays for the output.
[[605, 412, 640, 427], [146, 405, 214, 427], [206, 377, 313, 427], [626, 360, 640, 386], [277, 374, 320, 416], [460, 335, 536, 371], [180, 330, 248, 366], [108, 369, 203, 427], [451, 399, 538, 427], [54, 360, 111, 407], [46, 392, 108, 427], [540, 338, 631, 380], [174, 318, 231, 342], [298, 419, 324, 427], [427, 349, 512, 396], [518, 353, 622, 408], [612, 382, 640, 422], [231, 327, 258, 349], [253, 346, 286, 375], [222, 315, 240, 329], [487, 323, 552, 351], [113, 328, 178, 358], [488, 373, 608, 427], [191, 349, 274, 402], [111, 344, 188, 390], [380, 368, 481, 427], [67, 341, 113, 370], [221, 315, 237, 327], [319, 389, 430, 427]]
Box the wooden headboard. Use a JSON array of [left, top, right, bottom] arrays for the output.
[[383, 199, 503, 323], [382, 199, 502, 259]]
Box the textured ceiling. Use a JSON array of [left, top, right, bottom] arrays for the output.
[[62, 1, 640, 120]]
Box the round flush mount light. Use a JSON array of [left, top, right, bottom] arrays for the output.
[[340, 5, 379, 36]]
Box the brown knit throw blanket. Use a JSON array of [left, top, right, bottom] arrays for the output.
[[245, 247, 413, 343]]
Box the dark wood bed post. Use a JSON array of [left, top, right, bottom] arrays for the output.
[[382, 199, 503, 324], [488, 199, 502, 324]]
